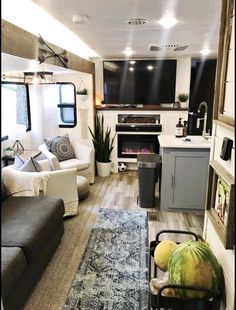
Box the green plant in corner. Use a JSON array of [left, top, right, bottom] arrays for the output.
[[5, 146, 13, 151], [177, 93, 189, 102], [88, 115, 116, 163]]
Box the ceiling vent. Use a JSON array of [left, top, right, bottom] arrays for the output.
[[127, 18, 149, 26], [149, 44, 188, 51]]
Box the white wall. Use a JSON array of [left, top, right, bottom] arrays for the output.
[[94, 57, 192, 105], [203, 13, 235, 310], [175, 58, 191, 106], [204, 122, 235, 310]]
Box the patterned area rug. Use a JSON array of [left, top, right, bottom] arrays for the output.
[[64, 208, 149, 310]]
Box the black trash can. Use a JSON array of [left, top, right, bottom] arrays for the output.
[[137, 154, 162, 208]]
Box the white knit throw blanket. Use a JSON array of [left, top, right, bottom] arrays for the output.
[[2, 167, 50, 197]]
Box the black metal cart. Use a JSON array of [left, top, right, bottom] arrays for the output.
[[149, 230, 222, 310]]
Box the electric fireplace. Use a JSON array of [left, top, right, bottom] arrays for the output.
[[117, 134, 159, 158]]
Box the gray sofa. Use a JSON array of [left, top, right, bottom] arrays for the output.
[[1, 181, 65, 310]]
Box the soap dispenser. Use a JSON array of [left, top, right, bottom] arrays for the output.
[[183, 121, 188, 137], [175, 118, 183, 138]]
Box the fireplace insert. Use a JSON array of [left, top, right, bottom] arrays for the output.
[[117, 134, 160, 158]]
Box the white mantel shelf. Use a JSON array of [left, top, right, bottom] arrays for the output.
[[159, 135, 212, 149]]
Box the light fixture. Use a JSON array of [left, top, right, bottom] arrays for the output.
[[8, 124, 27, 154], [129, 67, 134, 72], [147, 65, 154, 71], [72, 14, 89, 24], [123, 48, 134, 56], [24, 71, 55, 84], [129, 60, 136, 65], [200, 48, 211, 56], [158, 15, 178, 29]]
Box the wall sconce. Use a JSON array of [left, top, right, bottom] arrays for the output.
[[24, 71, 55, 84]]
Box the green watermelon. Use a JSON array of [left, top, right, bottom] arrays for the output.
[[168, 241, 223, 299]]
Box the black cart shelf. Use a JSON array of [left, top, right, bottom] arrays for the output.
[[149, 230, 222, 310]]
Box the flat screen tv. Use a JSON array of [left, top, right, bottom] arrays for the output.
[[103, 60, 176, 105]]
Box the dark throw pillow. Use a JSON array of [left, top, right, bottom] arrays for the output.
[[44, 133, 75, 162]]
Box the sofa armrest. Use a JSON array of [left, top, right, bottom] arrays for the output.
[[2, 166, 48, 197], [39, 144, 60, 170], [44, 168, 78, 215], [73, 142, 95, 174], [73, 142, 94, 161]]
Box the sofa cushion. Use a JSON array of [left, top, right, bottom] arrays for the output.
[[1, 247, 27, 298], [44, 133, 75, 162], [60, 158, 89, 171], [1, 196, 65, 264]]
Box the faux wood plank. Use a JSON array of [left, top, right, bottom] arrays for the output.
[[24, 171, 204, 310]]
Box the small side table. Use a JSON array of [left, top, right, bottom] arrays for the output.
[[2, 150, 42, 167], [2, 155, 15, 166]]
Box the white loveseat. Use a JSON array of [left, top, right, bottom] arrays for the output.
[[39, 141, 95, 184], [2, 160, 79, 217]]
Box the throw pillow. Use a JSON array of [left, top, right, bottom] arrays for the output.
[[19, 157, 42, 172], [14, 155, 42, 172], [44, 133, 75, 162], [14, 154, 28, 169]]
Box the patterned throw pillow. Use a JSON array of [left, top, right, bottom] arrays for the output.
[[44, 133, 75, 162]]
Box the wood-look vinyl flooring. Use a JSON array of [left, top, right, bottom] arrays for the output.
[[24, 171, 204, 310]]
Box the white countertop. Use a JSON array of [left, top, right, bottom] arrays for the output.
[[158, 135, 212, 149]]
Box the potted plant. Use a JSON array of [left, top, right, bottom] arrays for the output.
[[177, 93, 189, 108], [76, 88, 88, 103], [88, 115, 116, 177], [76, 88, 88, 95], [4, 146, 14, 156]]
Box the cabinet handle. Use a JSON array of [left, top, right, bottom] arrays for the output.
[[171, 175, 175, 188]]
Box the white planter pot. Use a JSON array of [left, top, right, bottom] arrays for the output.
[[77, 94, 88, 103], [5, 150, 14, 156], [179, 101, 187, 108], [96, 161, 112, 177]]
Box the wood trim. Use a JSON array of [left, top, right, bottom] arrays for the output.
[[213, 0, 234, 126], [1, 19, 95, 75], [206, 161, 235, 249], [213, 119, 234, 131]]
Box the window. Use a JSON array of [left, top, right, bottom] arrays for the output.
[[1, 82, 31, 141], [58, 83, 77, 127]]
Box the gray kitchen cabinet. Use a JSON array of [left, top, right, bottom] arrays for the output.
[[160, 147, 210, 211]]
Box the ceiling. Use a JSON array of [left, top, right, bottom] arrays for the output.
[[31, 0, 222, 59]]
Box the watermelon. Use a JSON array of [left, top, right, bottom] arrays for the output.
[[168, 241, 223, 299]]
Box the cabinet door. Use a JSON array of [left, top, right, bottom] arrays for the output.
[[161, 149, 210, 210]]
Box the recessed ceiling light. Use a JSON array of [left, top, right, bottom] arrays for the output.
[[129, 60, 136, 65], [159, 16, 178, 29], [147, 65, 153, 71], [200, 48, 211, 55], [129, 67, 134, 72], [72, 14, 88, 24], [123, 48, 134, 56]]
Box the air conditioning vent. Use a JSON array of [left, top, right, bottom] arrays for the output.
[[174, 45, 188, 51], [149, 45, 162, 51], [127, 18, 149, 26], [149, 44, 189, 52]]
